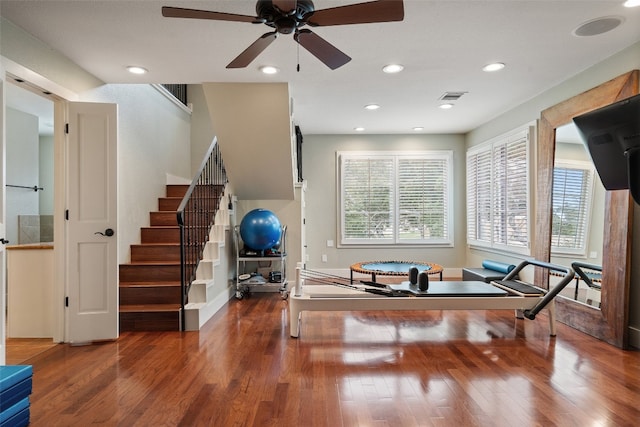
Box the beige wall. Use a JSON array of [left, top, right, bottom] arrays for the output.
[[302, 133, 467, 275]]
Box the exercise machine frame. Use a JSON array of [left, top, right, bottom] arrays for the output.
[[289, 259, 575, 338]]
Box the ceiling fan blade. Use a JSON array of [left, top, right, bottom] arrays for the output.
[[294, 29, 351, 70], [162, 6, 259, 23], [308, 0, 404, 27], [227, 32, 278, 69], [272, 0, 298, 13]]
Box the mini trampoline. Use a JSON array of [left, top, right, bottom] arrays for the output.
[[350, 260, 443, 283]]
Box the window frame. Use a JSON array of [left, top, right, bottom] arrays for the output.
[[466, 124, 534, 255], [337, 150, 454, 247]]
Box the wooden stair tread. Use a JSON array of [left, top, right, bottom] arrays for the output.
[[121, 261, 182, 266], [120, 304, 181, 312], [119, 281, 181, 287], [131, 243, 179, 246]]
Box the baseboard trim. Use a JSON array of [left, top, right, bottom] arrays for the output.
[[628, 326, 640, 349]]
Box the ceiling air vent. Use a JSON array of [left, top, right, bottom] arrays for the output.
[[439, 92, 467, 101]]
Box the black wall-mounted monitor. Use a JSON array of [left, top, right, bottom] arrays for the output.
[[572, 93, 640, 204]]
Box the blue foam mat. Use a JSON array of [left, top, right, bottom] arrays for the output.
[[0, 396, 30, 427], [0, 366, 33, 411]]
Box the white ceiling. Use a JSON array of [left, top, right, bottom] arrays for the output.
[[1, 0, 640, 135]]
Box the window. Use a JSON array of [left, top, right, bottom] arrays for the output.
[[338, 151, 453, 246], [466, 125, 533, 254], [551, 161, 594, 255]]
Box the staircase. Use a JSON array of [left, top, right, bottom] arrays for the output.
[[119, 184, 232, 332], [119, 139, 230, 332], [119, 184, 187, 331]]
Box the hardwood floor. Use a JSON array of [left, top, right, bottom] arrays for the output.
[[22, 293, 640, 426], [5, 338, 57, 365]]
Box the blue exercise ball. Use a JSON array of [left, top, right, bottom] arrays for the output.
[[239, 209, 282, 251]]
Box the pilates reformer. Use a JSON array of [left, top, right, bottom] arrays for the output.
[[289, 259, 575, 338]]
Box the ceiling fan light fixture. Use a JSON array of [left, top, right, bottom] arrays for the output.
[[260, 65, 279, 74], [383, 64, 404, 74], [126, 66, 148, 75], [623, 0, 640, 8], [483, 62, 505, 72], [364, 104, 381, 110]]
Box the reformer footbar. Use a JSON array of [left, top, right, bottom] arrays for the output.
[[493, 259, 574, 320]]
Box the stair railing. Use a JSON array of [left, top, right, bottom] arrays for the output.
[[177, 137, 227, 330]]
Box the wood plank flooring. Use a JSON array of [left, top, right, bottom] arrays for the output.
[[5, 338, 57, 365], [21, 293, 640, 426]]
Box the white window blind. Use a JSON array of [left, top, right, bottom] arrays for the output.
[[466, 125, 532, 254], [551, 161, 594, 255], [339, 151, 453, 246], [342, 156, 394, 241]]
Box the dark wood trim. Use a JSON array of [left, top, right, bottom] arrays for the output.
[[535, 70, 638, 348]]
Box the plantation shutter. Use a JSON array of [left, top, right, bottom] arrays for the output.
[[493, 135, 528, 248], [339, 151, 453, 246], [398, 156, 449, 241], [341, 156, 394, 241], [551, 164, 594, 254], [466, 147, 492, 244], [466, 124, 532, 253]]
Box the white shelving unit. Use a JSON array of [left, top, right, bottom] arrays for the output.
[[234, 225, 288, 300]]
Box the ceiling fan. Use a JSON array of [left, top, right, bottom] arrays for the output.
[[162, 0, 404, 70]]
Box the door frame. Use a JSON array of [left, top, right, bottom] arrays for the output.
[[1, 57, 79, 344]]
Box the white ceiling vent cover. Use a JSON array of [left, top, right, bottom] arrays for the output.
[[439, 92, 467, 101]]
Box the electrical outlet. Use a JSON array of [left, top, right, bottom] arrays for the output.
[[321, 254, 327, 262]]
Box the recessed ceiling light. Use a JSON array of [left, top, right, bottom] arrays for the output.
[[364, 104, 380, 110], [623, 0, 640, 8], [354, 127, 365, 132], [483, 62, 505, 72], [573, 16, 624, 37], [412, 127, 424, 131], [260, 65, 279, 74], [382, 64, 404, 74], [439, 103, 454, 110], [127, 66, 148, 75]]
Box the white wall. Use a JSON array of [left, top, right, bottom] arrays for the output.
[[77, 84, 192, 262], [5, 107, 39, 245], [302, 133, 467, 274], [39, 134, 54, 215], [188, 84, 216, 176]]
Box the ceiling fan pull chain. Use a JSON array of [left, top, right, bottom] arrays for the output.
[[297, 40, 300, 72]]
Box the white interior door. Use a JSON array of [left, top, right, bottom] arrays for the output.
[[66, 102, 118, 344], [0, 71, 7, 363]]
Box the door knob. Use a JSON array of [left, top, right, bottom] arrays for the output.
[[0, 238, 9, 244], [95, 228, 115, 237]]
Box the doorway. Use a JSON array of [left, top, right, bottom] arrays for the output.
[[5, 76, 58, 363]]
